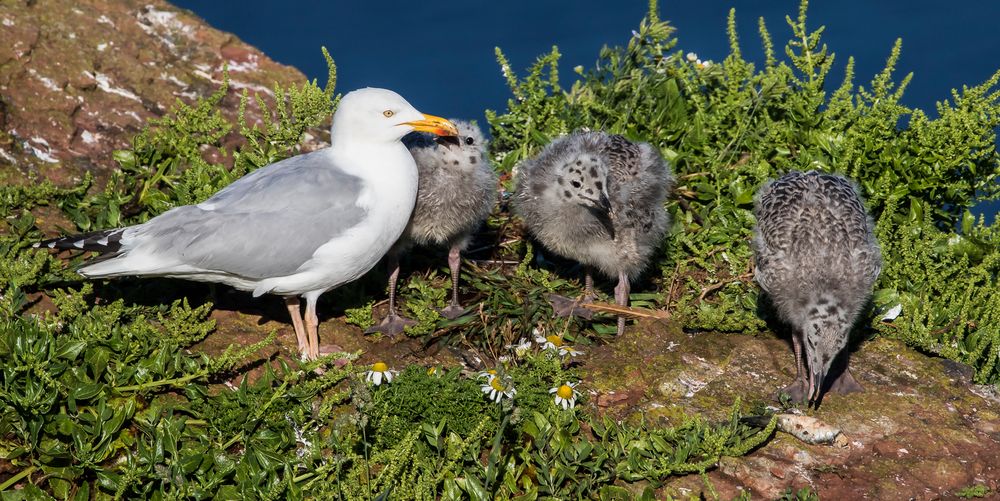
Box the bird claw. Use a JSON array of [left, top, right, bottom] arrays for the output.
[[364, 313, 417, 338], [438, 304, 467, 320], [547, 294, 594, 319], [777, 378, 809, 404]]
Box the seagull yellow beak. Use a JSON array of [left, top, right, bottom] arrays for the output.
[[404, 114, 458, 137]]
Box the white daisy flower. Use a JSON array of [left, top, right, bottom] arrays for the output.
[[535, 333, 565, 351], [535, 333, 582, 357], [558, 345, 584, 358], [506, 337, 533, 358], [365, 361, 396, 386], [686, 52, 699, 62], [481, 376, 516, 403], [477, 369, 499, 381], [549, 382, 580, 410]]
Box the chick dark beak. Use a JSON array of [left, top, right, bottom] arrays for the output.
[[808, 368, 825, 407], [598, 192, 612, 213], [435, 135, 461, 148]]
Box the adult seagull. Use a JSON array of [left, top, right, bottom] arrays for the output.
[[36, 88, 458, 360]]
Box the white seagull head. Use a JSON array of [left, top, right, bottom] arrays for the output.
[[331, 87, 457, 145]]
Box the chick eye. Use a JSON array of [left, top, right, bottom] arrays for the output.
[[464, 136, 475, 145], [383, 110, 394, 118]]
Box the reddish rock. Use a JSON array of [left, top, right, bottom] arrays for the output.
[[873, 439, 906, 457], [0, 0, 314, 184], [597, 391, 630, 407]]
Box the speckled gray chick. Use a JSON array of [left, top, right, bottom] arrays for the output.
[[752, 170, 882, 407], [367, 119, 497, 336], [513, 131, 673, 336]]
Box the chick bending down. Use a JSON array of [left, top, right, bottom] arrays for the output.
[[752, 170, 882, 406]]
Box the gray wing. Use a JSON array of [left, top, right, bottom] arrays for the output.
[[752, 172, 806, 294], [752, 171, 882, 291], [131, 150, 367, 279]]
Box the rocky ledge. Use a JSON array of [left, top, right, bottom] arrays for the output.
[[0, 0, 308, 184], [581, 320, 1000, 499]]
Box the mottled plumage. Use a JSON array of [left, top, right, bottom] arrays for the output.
[[514, 131, 673, 335], [752, 170, 882, 405], [367, 120, 497, 336]]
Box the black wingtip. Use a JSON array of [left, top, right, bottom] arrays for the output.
[[35, 229, 126, 254]]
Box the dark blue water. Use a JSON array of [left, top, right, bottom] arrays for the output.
[[171, 1, 1000, 222]]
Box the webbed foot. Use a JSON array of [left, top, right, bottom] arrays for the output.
[[438, 303, 468, 320], [364, 313, 417, 338], [778, 378, 809, 404], [547, 294, 594, 319], [829, 367, 864, 394]]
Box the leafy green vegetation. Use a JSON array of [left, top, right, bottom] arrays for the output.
[[956, 483, 993, 499], [2, 0, 1000, 497]]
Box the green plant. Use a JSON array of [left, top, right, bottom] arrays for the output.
[[956, 483, 992, 499], [873, 199, 1000, 383], [778, 486, 821, 501]]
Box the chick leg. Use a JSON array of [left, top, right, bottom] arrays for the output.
[[780, 331, 810, 403], [613, 271, 630, 336], [439, 243, 467, 319], [584, 271, 596, 298], [366, 253, 416, 337], [285, 297, 309, 361]]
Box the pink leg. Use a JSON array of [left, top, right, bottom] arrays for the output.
[[780, 332, 809, 403], [439, 243, 466, 319], [365, 253, 417, 337], [304, 296, 319, 360], [285, 297, 309, 360], [613, 271, 630, 336]]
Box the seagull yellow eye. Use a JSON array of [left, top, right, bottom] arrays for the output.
[[383, 110, 394, 118]]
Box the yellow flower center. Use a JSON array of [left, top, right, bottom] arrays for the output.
[[486, 369, 497, 375], [556, 384, 574, 399], [427, 367, 437, 375], [546, 335, 564, 347], [490, 378, 505, 391], [372, 362, 388, 372]]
